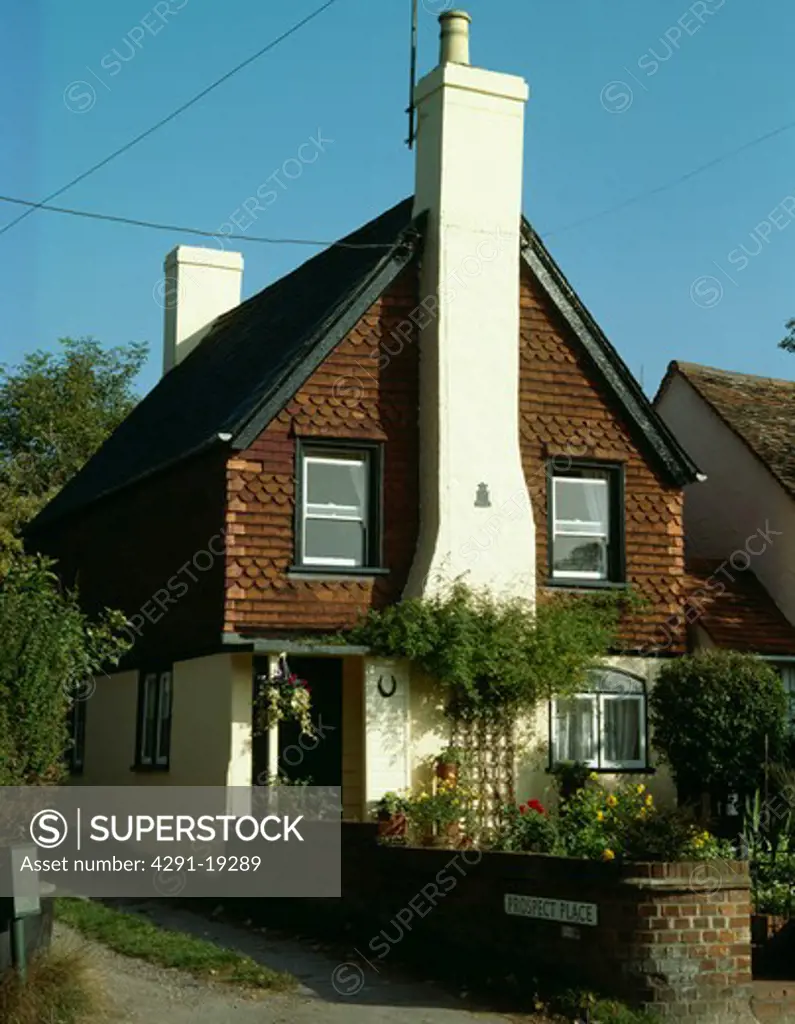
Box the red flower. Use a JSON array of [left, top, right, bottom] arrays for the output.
[[518, 803, 528, 815], [527, 799, 546, 816]]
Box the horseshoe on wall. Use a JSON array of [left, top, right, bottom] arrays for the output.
[[377, 674, 398, 698]]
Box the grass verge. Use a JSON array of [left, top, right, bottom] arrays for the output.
[[56, 897, 296, 991], [0, 946, 100, 1024]]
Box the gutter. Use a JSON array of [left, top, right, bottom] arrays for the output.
[[221, 633, 371, 657]]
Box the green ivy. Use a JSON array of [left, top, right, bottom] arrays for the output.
[[346, 581, 627, 720]]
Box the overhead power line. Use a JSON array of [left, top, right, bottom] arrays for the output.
[[542, 117, 795, 240], [0, 0, 343, 239], [0, 193, 397, 250]]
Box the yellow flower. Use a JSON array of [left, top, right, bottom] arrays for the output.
[[602, 848, 616, 862], [645, 794, 654, 807], [606, 794, 617, 808], [637, 808, 647, 820], [419, 792, 429, 802], [589, 772, 599, 782], [636, 783, 646, 795], [596, 811, 605, 822]]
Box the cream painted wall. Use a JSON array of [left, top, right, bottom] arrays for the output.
[[162, 246, 243, 374], [515, 657, 676, 809], [657, 374, 795, 625], [78, 654, 252, 790], [406, 56, 536, 602], [79, 670, 139, 786]]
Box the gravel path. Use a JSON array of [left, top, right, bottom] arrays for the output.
[[58, 904, 526, 1024]]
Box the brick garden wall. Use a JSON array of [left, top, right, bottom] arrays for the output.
[[240, 826, 753, 1022]]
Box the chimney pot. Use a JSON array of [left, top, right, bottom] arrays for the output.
[[439, 10, 471, 66]]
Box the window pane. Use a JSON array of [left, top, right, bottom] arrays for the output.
[[554, 478, 608, 532], [555, 698, 596, 763], [305, 519, 365, 565], [306, 458, 366, 511], [142, 675, 158, 763], [157, 674, 172, 763], [602, 698, 642, 764], [553, 536, 608, 578]]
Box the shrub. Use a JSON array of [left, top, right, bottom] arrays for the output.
[[557, 776, 731, 863], [0, 947, 101, 1024], [649, 650, 787, 809], [490, 800, 558, 853]]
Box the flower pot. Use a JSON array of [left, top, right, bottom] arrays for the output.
[[377, 812, 407, 839], [435, 761, 457, 785]]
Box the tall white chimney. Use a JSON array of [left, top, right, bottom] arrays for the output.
[[162, 246, 243, 374], [405, 11, 535, 601]]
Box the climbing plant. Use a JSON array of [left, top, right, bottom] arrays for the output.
[[346, 580, 627, 722]]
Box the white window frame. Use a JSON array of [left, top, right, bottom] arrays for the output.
[[301, 450, 370, 568], [551, 473, 610, 581], [551, 673, 647, 771], [139, 670, 172, 767]]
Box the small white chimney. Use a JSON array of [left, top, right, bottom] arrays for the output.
[[162, 246, 243, 374], [406, 11, 535, 600]]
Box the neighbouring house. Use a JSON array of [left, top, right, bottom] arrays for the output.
[[655, 361, 795, 719], [28, 12, 704, 815]]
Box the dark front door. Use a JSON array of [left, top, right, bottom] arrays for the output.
[[276, 657, 343, 787]]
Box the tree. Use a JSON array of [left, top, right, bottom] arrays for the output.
[[649, 650, 787, 815], [0, 555, 129, 785], [0, 337, 143, 781], [0, 336, 147, 566], [780, 318, 795, 353]]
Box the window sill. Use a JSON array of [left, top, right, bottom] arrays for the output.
[[545, 579, 628, 592], [546, 766, 656, 776], [288, 566, 390, 579], [130, 763, 170, 773]]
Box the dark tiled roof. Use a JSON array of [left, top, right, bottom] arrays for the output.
[[672, 361, 795, 498], [28, 197, 699, 532], [685, 556, 795, 656], [29, 198, 419, 531]]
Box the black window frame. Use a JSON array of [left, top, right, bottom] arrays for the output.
[[548, 669, 650, 773], [292, 438, 385, 574], [133, 668, 173, 771], [546, 459, 626, 588]]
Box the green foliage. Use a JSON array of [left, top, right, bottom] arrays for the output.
[[743, 790, 795, 916], [373, 791, 410, 817], [649, 650, 788, 803], [55, 897, 296, 989], [347, 581, 625, 720], [489, 800, 558, 854], [551, 760, 591, 802], [780, 316, 795, 353], [0, 336, 146, 566], [555, 776, 732, 863], [0, 554, 129, 784], [0, 946, 102, 1024], [406, 775, 470, 831]]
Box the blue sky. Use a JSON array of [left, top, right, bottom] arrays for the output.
[[1, 0, 794, 398]]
